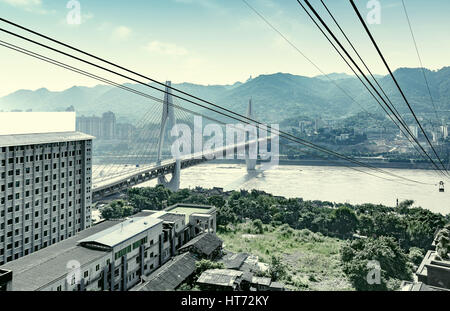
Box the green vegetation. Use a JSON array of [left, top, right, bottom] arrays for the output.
[[435, 224, 450, 260], [218, 222, 352, 291], [104, 185, 450, 290], [100, 200, 134, 220], [341, 237, 412, 291]]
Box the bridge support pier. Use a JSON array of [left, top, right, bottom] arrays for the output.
[[157, 159, 181, 192]]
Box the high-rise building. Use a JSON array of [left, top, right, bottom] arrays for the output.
[[441, 125, 448, 139], [409, 125, 419, 139], [76, 111, 116, 140], [102, 111, 116, 140], [0, 112, 94, 265]]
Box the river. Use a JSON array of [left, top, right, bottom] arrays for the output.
[[134, 163, 449, 215]]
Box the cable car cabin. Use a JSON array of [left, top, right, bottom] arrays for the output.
[[439, 181, 444, 193]]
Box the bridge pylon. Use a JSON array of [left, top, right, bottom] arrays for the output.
[[245, 98, 257, 171], [156, 81, 181, 191]]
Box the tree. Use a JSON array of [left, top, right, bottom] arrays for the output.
[[127, 185, 171, 211], [208, 195, 226, 208], [435, 225, 450, 260], [341, 236, 412, 291], [330, 206, 358, 238], [358, 214, 375, 237], [101, 200, 134, 220], [408, 247, 424, 266], [269, 255, 287, 281], [252, 219, 264, 234]]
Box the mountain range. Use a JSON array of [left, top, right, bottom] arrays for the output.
[[1, 67, 449, 123]]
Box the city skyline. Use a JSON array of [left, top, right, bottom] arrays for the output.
[[1, 0, 450, 97]]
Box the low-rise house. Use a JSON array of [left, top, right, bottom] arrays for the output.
[[131, 252, 197, 291], [178, 233, 222, 260], [416, 250, 450, 289], [197, 269, 244, 291], [251, 276, 272, 291], [220, 252, 249, 270], [400, 281, 449, 292], [197, 268, 285, 292]]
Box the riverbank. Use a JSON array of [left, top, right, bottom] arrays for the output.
[[210, 158, 436, 170]]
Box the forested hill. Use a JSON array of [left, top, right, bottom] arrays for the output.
[[1, 67, 449, 123]]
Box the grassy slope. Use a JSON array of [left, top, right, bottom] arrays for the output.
[[217, 223, 354, 291]]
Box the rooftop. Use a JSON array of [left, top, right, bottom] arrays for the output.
[[400, 281, 449, 291], [0, 220, 120, 291], [178, 233, 222, 257], [165, 203, 215, 224], [220, 252, 249, 270], [78, 216, 162, 249], [159, 213, 186, 223], [0, 131, 94, 147], [416, 250, 450, 279], [197, 269, 243, 288], [251, 276, 271, 287], [131, 252, 197, 291]]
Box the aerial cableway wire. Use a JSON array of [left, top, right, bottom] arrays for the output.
[[0, 20, 434, 183], [239, 0, 446, 181], [319, 0, 414, 138], [0, 16, 374, 145], [401, 0, 447, 169], [298, 0, 446, 178], [293, 0, 439, 178], [0, 36, 433, 185], [240, 0, 433, 172], [348, 0, 449, 176], [0, 16, 445, 178], [317, 0, 447, 180], [297, 0, 448, 178]]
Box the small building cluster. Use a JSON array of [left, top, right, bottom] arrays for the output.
[[0, 203, 217, 291], [194, 251, 283, 291]]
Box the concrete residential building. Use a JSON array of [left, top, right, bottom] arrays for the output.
[[0, 203, 217, 291], [76, 111, 116, 140], [0, 113, 94, 265]]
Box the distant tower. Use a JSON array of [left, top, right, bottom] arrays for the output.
[[245, 98, 257, 171]]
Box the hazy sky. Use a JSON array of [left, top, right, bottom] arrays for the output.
[[0, 0, 449, 97]]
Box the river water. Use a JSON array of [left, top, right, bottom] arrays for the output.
[[134, 163, 449, 215]]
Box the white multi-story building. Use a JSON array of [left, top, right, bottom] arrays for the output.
[[0, 112, 94, 265]]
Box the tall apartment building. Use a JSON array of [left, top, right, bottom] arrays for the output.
[[76, 111, 116, 140], [0, 112, 94, 265]]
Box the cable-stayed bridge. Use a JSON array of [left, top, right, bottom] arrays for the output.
[[91, 82, 269, 202]]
